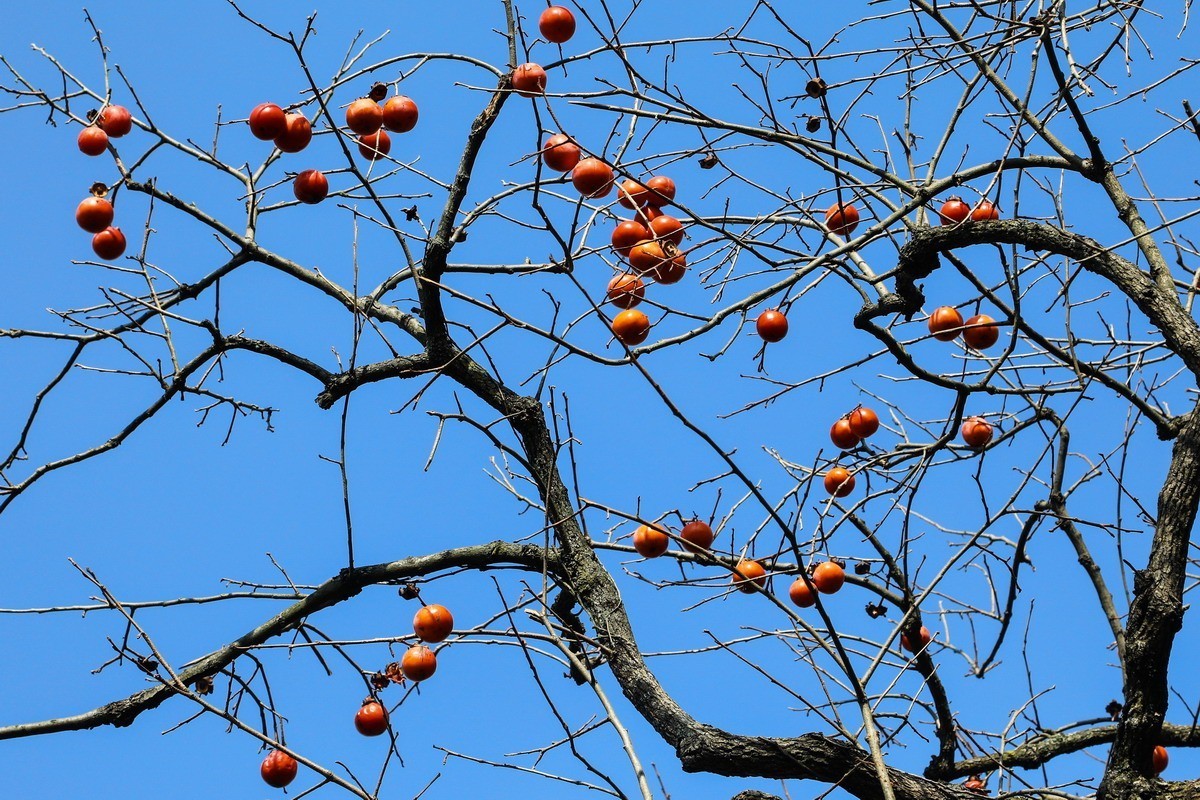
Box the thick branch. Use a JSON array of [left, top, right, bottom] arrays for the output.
[[1099, 408, 1200, 799], [0, 541, 554, 741], [864, 221, 1200, 385]]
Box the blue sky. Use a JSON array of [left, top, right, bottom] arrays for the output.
[[0, 2, 1197, 798]]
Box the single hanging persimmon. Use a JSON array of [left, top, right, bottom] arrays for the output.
[[938, 196, 971, 225], [632, 524, 670, 558], [611, 308, 650, 346], [542, 133, 580, 172], [971, 199, 1000, 221], [825, 201, 860, 236], [606, 273, 645, 309], [571, 158, 614, 198], [830, 418, 860, 450], [1152, 745, 1169, 775], [635, 203, 663, 224], [249, 102, 287, 140], [611, 220, 650, 257], [731, 559, 767, 593], [963, 314, 1000, 350], [847, 407, 880, 438], [901, 625, 932, 652], [96, 104, 132, 137], [617, 179, 650, 209], [358, 130, 391, 161], [401, 644, 438, 681], [823, 467, 855, 497], [293, 169, 329, 204], [644, 175, 676, 206], [512, 63, 547, 97], [789, 577, 816, 608], [76, 187, 114, 234], [77, 126, 108, 156], [928, 306, 964, 341], [679, 519, 715, 553], [756, 310, 789, 343], [649, 214, 684, 245], [960, 417, 994, 449], [354, 698, 388, 736], [628, 240, 669, 275], [812, 561, 845, 594], [345, 97, 383, 135], [274, 113, 312, 153], [382, 95, 419, 133], [91, 227, 126, 260], [413, 603, 454, 643], [260, 749, 299, 788], [539, 6, 576, 43], [651, 247, 687, 284]]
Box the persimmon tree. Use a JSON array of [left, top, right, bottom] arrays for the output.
[[1, 2, 1198, 799]]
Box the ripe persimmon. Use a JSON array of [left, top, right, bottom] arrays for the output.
[[355, 699, 388, 736], [96, 104, 132, 137], [606, 273, 645, 309], [960, 417, 994, 449], [901, 625, 932, 653], [91, 227, 126, 260], [611, 220, 650, 257], [1153, 745, 1169, 775], [823, 467, 855, 497], [345, 97, 383, 135], [512, 63, 547, 97], [756, 310, 789, 343], [812, 561, 845, 594], [928, 306, 964, 341], [358, 130, 391, 161], [249, 102, 287, 140], [632, 524, 669, 558], [539, 6, 576, 43], [648, 214, 684, 245], [76, 195, 114, 234], [401, 644, 438, 682], [571, 158, 614, 198], [679, 519, 715, 554], [825, 202, 860, 236], [382, 96, 419, 133], [971, 199, 1000, 221], [830, 419, 861, 450], [788, 577, 816, 608], [644, 175, 676, 206], [731, 559, 767, 593], [260, 749, 299, 788], [611, 309, 650, 346], [77, 126, 108, 156], [938, 196, 971, 225], [274, 113, 312, 153], [542, 133, 580, 172], [847, 407, 880, 438], [413, 603, 454, 643], [963, 314, 1000, 350], [617, 179, 650, 209]]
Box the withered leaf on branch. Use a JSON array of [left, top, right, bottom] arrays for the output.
[[384, 662, 406, 684], [398, 582, 421, 600], [370, 671, 391, 692]]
